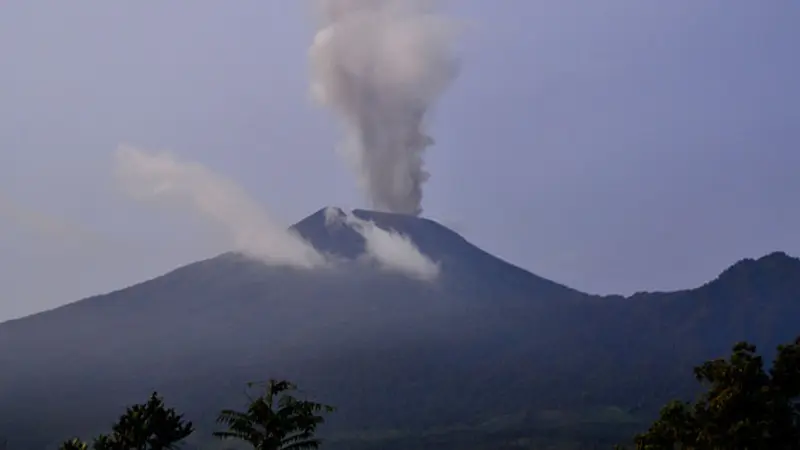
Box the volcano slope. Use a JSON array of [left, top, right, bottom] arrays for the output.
[[0, 208, 798, 449]]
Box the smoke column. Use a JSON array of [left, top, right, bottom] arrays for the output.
[[309, 0, 460, 216]]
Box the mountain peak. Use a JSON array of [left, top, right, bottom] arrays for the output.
[[704, 251, 800, 296], [290, 206, 469, 261], [290, 206, 586, 301], [757, 250, 796, 263], [718, 251, 799, 278]]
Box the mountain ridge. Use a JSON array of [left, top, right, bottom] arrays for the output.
[[1, 208, 798, 449], [6, 207, 795, 326]]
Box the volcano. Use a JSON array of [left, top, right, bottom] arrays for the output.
[[1, 208, 799, 449]]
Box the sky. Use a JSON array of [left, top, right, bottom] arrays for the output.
[[1, 1, 799, 321]]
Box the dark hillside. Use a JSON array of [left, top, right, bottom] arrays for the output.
[[0, 208, 797, 449]]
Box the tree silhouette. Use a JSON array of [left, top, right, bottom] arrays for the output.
[[629, 336, 800, 449], [90, 392, 194, 450], [213, 379, 334, 450], [59, 437, 89, 450]]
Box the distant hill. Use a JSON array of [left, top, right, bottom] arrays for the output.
[[0, 207, 798, 449]]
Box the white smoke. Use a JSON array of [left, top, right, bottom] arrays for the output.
[[114, 145, 440, 279], [114, 144, 326, 268], [325, 207, 440, 280], [309, 0, 460, 216]]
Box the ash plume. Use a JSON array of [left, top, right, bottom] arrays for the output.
[[309, 0, 460, 216], [115, 144, 326, 268]]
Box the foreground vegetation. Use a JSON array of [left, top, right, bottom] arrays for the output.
[[22, 336, 799, 450], [55, 380, 333, 450], [622, 335, 800, 449]]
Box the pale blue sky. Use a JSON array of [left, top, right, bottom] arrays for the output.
[[1, 1, 798, 320]]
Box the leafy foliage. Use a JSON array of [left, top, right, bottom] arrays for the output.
[[89, 392, 194, 450], [629, 336, 800, 449], [59, 438, 89, 450], [213, 379, 335, 450]]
